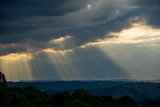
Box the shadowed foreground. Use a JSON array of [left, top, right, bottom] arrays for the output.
[[0, 86, 136, 107], [0, 85, 160, 107]]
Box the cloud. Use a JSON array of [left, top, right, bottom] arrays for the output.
[[127, 0, 160, 6], [0, 0, 90, 19], [59, 0, 130, 27], [0, 35, 75, 57], [1, 0, 160, 81], [1, 19, 160, 57], [0, 0, 129, 44], [0, 0, 160, 55], [40, 48, 73, 55], [80, 22, 160, 48], [50, 36, 72, 43], [0, 53, 33, 60], [0, 43, 28, 55]]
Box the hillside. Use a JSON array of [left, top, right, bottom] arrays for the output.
[[7, 81, 160, 101]]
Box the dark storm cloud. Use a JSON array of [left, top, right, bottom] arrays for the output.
[[0, 0, 160, 55], [0, 0, 92, 44], [143, 7, 160, 28], [0, 0, 90, 20], [128, 0, 160, 6], [127, 0, 160, 28], [0, 43, 27, 55]]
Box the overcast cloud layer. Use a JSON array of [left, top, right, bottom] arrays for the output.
[[0, 0, 160, 54], [0, 0, 160, 81]]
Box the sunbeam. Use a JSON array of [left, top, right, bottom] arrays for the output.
[[80, 22, 160, 80], [97, 44, 160, 80], [0, 53, 33, 81], [0, 0, 160, 82]]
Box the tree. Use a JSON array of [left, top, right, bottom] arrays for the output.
[[72, 89, 92, 101], [72, 89, 93, 107], [0, 71, 6, 87], [51, 91, 71, 107], [118, 95, 138, 107], [101, 96, 118, 107]]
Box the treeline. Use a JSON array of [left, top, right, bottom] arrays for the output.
[[0, 85, 159, 107], [0, 85, 136, 107]]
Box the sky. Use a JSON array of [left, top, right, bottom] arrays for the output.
[[0, 0, 160, 81]]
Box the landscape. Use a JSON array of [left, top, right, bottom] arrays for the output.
[[0, 80, 160, 107], [0, 0, 160, 107]]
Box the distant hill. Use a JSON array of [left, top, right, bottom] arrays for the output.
[[7, 80, 160, 101]]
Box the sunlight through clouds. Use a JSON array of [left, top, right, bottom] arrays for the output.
[[45, 52, 80, 80], [86, 4, 93, 11], [0, 22, 160, 81], [0, 0, 160, 81], [0, 53, 33, 81], [97, 44, 160, 80], [109, 22, 160, 44], [49, 36, 73, 43], [0, 53, 33, 60], [80, 22, 160, 48], [41, 48, 73, 55], [79, 22, 160, 80]]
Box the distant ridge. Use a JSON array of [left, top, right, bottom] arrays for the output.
[[7, 80, 160, 101], [17, 79, 138, 82], [7, 79, 160, 84]]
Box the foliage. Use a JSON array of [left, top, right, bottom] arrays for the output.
[[118, 96, 138, 107], [0, 71, 7, 88], [0, 84, 159, 107], [0, 72, 159, 107]]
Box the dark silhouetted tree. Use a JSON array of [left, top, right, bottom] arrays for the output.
[[51, 91, 71, 107], [101, 96, 118, 107], [73, 100, 88, 107], [0, 71, 6, 87], [72, 89, 93, 107], [118, 95, 138, 107], [140, 98, 160, 107]]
